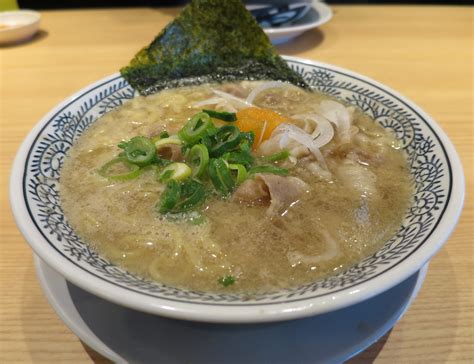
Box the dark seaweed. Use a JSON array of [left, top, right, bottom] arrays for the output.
[[120, 0, 308, 95]]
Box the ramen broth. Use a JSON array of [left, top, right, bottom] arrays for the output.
[[60, 81, 412, 293]]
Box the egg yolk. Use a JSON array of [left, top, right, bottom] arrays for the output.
[[235, 107, 287, 148]]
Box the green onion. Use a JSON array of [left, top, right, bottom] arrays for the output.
[[178, 112, 212, 145], [228, 163, 247, 184], [208, 158, 235, 196], [187, 144, 209, 177], [158, 179, 206, 214], [98, 158, 141, 181], [122, 136, 156, 166], [154, 135, 182, 149], [263, 149, 290, 162], [218, 275, 235, 287], [209, 125, 241, 157], [158, 180, 181, 213], [151, 131, 170, 143], [249, 165, 289, 176], [223, 149, 254, 170], [173, 180, 206, 212], [159, 162, 192, 182], [202, 109, 237, 122], [240, 131, 255, 147], [117, 141, 128, 149]]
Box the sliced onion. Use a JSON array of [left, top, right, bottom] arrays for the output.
[[318, 100, 352, 143], [191, 97, 225, 108], [274, 123, 328, 169], [212, 89, 252, 109], [246, 81, 290, 104], [216, 101, 237, 113], [292, 114, 334, 149], [257, 120, 268, 146]]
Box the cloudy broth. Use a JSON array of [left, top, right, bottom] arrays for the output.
[[60, 81, 412, 293]]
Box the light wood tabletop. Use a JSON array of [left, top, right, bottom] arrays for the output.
[[1, 5, 472, 363]]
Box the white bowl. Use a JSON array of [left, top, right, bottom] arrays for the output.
[[0, 10, 40, 45], [262, 1, 333, 44], [10, 57, 464, 323]]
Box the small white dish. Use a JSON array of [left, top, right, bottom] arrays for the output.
[[262, 1, 333, 44], [35, 254, 429, 364], [0, 10, 40, 45]]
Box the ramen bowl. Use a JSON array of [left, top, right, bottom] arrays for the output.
[[10, 57, 464, 323]]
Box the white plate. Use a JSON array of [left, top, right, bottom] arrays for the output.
[[0, 10, 40, 45], [263, 1, 333, 44], [35, 254, 428, 364]]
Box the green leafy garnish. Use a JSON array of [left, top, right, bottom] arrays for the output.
[[178, 112, 212, 145], [119, 136, 156, 167], [158, 162, 192, 182], [159, 131, 170, 139], [208, 125, 241, 157], [158, 179, 206, 214], [218, 275, 236, 287], [187, 144, 210, 177], [249, 165, 289, 176], [208, 158, 235, 196], [98, 158, 141, 181], [263, 149, 290, 162], [202, 109, 237, 122], [120, 0, 308, 95], [104, 110, 296, 220]]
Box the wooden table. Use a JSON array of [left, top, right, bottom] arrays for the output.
[[1, 5, 472, 363]]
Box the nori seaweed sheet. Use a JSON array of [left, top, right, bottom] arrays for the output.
[[120, 0, 308, 95]]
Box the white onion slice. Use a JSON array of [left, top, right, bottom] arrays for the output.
[[212, 89, 252, 109], [292, 114, 334, 149], [275, 123, 328, 169], [257, 121, 268, 146], [191, 97, 225, 108], [319, 100, 352, 143], [246, 81, 290, 104]]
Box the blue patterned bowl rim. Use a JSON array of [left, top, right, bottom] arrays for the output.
[[10, 57, 465, 323]]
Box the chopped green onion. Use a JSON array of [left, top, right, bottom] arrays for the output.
[[173, 180, 206, 212], [223, 149, 254, 170], [117, 141, 128, 149], [228, 163, 247, 184], [187, 144, 209, 177], [240, 131, 255, 147], [158, 180, 181, 213], [98, 158, 141, 181], [122, 136, 156, 166], [208, 158, 235, 196], [202, 109, 237, 122], [153, 158, 173, 167], [159, 162, 192, 182], [151, 131, 170, 144], [158, 179, 206, 214], [249, 165, 289, 176], [263, 149, 290, 162], [154, 135, 182, 149], [218, 275, 235, 287], [209, 125, 241, 157], [178, 112, 212, 145]]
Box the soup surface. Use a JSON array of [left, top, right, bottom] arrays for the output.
[[60, 81, 412, 293]]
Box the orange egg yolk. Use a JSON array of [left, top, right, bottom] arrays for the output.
[[235, 107, 287, 148]]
